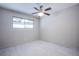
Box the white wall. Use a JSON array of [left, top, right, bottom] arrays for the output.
[[40, 4, 79, 49], [0, 8, 39, 48]]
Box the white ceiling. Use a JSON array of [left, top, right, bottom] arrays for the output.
[[0, 3, 78, 16]]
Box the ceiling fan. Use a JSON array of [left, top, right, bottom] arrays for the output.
[[32, 5, 52, 16]]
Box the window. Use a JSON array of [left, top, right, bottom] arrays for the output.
[[13, 17, 33, 28]]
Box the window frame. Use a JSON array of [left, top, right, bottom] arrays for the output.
[[12, 16, 34, 29]]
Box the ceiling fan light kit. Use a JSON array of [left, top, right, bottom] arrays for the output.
[[38, 12, 44, 16]]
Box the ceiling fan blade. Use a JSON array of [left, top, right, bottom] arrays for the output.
[[40, 5, 43, 9], [44, 13, 50, 16], [45, 7, 51, 11], [32, 12, 38, 14], [33, 7, 39, 10]]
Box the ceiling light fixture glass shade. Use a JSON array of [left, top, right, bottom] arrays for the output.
[[38, 12, 44, 16]]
